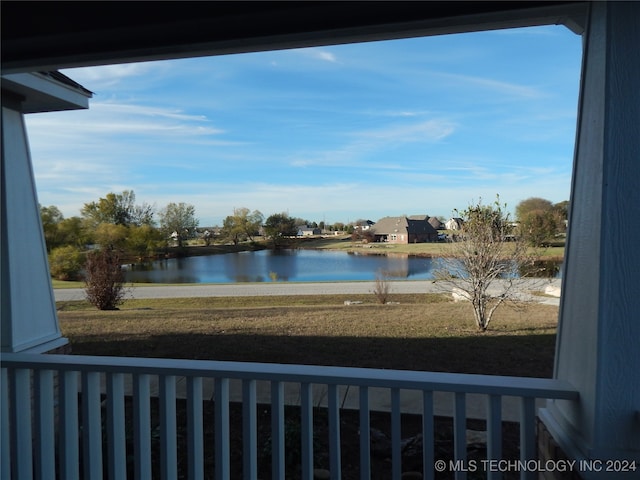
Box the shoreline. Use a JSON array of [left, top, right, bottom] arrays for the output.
[[130, 239, 564, 263]]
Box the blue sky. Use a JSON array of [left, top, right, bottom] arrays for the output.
[[26, 25, 582, 227]]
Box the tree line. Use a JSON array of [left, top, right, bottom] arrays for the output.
[[42, 190, 349, 281], [43, 190, 200, 281], [43, 189, 567, 282]]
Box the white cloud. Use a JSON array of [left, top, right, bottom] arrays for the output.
[[357, 119, 456, 143], [61, 63, 162, 89], [290, 159, 313, 168], [301, 48, 339, 63], [97, 103, 210, 122], [432, 72, 544, 99], [359, 109, 437, 119], [26, 101, 224, 140], [389, 111, 421, 117], [316, 51, 337, 63], [289, 118, 456, 169]]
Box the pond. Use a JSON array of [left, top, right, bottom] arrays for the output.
[[123, 249, 562, 284]]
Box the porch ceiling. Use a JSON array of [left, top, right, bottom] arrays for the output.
[[2, 1, 587, 74]]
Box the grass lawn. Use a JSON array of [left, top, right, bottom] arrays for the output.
[[51, 279, 86, 289], [297, 236, 565, 259], [58, 293, 558, 378]]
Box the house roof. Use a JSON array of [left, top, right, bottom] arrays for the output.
[[428, 216, 444, 229], [373, 216, 438, 235]]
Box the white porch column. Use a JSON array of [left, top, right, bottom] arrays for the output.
[[1, 73, 90, 353], [539, 1, 640, 476], [0, 93, 67, 353]]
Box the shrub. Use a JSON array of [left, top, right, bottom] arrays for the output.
[[351, 229, 375, 243], [373, 270, 391, 304], [49, 245, 84, 281], [84, 248, 127, 310]]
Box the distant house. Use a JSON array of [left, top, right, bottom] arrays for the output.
[[445, 217, 464, 230], [297, 226, 321, 236], [353, 220, 375, 231], [372, 216, 438, 244], [198, 227, 221, 238]]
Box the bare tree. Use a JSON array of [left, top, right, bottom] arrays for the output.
[[372, 270, 391, 304], [434, 197, 538, 331]]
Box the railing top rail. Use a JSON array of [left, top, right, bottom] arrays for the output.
[[1, 352, 578, 400]]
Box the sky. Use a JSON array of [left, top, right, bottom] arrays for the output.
[[25, 25, 583, 227]]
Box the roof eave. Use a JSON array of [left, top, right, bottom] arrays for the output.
[[1, 72, 92, 113]]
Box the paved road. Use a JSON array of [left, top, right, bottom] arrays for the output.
[[54, 279, 561, 305]]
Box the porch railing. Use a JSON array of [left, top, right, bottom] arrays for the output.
[[1, 352, 578, 480]]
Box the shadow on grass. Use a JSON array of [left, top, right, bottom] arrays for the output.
[[65, 329, 546, 479], [67, 332, 556, 378]]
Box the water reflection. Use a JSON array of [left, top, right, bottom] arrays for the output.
[[124, 257, 200, 283], [265, 249, 298, 281], [123, 249, 561, 284], [223, 251, 265, 282], [520, 260, 562, 278]]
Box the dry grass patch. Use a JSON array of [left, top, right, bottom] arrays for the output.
[[58, 294, 558, 377]]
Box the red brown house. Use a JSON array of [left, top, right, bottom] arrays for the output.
[[372, 216, 438, 244]]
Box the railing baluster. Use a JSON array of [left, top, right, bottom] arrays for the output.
[[10, 368, 33, 479], [487, 394, 502, 480], [133, 373, 152, 480], [160, 375, 177, 480], [359, 386, 371, 480], [1, 368, 10, 480], [422, 391, 434, 480], [106, 372, 126, 480], [391, 388, 402, 480], [271, 380, 285, 480], [34, 369, 55, 480], [301, 382, 314, 480], [328, 384, 342, 480], [243, 379, 258, 480], [82, 371, 103, 480], [519, 397, 536, 480], [0, 353, 579, 480], [60, 370, 80, 480], [187, 376, 204, 480], [454, 392, 467, 480], [215, 377, 230, 480]]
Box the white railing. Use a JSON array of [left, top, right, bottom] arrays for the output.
[[1, 353, 578, 480]]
